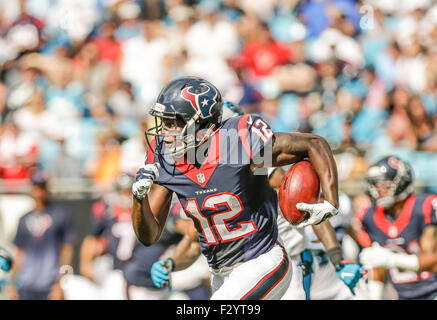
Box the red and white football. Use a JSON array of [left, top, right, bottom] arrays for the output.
[[278, 161, 320, 225]]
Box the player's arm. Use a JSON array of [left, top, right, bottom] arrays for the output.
[[361, 225, 437, 273], [59, 243, 73, 267], [6, 248, 25, 300], [256, 132, 339, 228], [48, 243, 74, 300], [151, 221, 201, 288], [132, 182, 173, 246], [246, 116, 337, 209], [311, 218, 363, 295], [79, 235, 107, 280], [171, 220, 201, 271], [367, 267, 387, 300], [418, 225, 437, 272], [311, 222, 342, 255], [172, 233, 201, 271]]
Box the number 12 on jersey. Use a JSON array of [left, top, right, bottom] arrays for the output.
[[184, 193, 258, 244]]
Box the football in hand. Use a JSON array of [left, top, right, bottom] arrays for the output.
[[278, 161, 320, 225]]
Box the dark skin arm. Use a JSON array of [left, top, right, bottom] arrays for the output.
[[171, 219, 201, 271], [132, 183, 173, 246], [417, 225, 437, 272], [253, 132, 339, 208], [370, 267, 387, 283], [172, 233, 201, 271], [311, 221, 343, 252]]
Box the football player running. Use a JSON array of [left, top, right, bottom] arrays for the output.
[[356, 156, 437, 300], [149, 102, 363, 299], [132, 77, 340, 300]]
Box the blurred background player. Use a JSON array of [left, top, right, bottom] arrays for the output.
[[355, 156, 437, 300], [123, 196, 211, 300], [5, 170, 76, 300], [63, 173, 137, 300]]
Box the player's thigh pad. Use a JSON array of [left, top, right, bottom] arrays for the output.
[[210, 244, 291, 300]]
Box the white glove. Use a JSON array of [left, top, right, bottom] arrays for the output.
[[295, 200, 338, 229], [132, 163, 161, 200], [359, 242, 419, 271], [360, 242, 394, 270]]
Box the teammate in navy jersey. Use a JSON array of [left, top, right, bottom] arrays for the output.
[[131, 77, 340, 300], [80, 173, 137, 281], [123, 197, 211, 300], [356, 156, 437, 300], [71, 173, 138, 299], [7, 171, 76, 300]]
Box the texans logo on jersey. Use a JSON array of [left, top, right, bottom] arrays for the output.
[[181, 83, 218, 119]]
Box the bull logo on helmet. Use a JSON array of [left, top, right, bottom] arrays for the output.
[[388, 156, 401, 169], [181, 83, 218, 119]]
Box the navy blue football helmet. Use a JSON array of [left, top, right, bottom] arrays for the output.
[[365, 156, 414, 209], [146, 77, 223, 158]]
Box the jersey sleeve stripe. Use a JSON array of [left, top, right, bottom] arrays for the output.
[[357, 229, 372, 248], [146, 139, 156, 165], [422, 195, 437, 225], [237, 114, 253, 159]]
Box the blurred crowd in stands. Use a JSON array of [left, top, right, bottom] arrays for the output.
[[0, 0, 437, 195]]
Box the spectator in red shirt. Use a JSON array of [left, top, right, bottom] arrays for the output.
[[91, 21, 122, 65], [234, 21, 292, 82]]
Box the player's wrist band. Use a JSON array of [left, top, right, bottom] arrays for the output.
[[327, 247, 343, 267]]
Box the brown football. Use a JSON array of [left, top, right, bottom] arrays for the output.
[[278, 161, 320, 225]]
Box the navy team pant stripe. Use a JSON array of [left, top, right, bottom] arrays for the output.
[[240, 245, 289, 300]]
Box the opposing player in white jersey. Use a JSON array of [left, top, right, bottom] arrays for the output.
[[269, 167, 362, 300]]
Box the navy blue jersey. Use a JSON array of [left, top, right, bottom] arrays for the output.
[[123, 203, 183, 287], [147, 114, 278, 270], [91, 194, 137, 270], [13, 204, 76, 291], [359, 194, 437, 299]]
